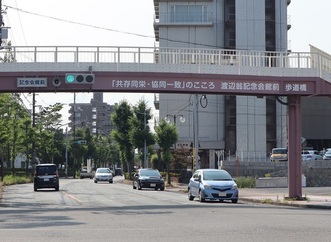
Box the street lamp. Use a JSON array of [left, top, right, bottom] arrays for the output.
[[164, 114, 185, 149], [164, 114, 185, 125]]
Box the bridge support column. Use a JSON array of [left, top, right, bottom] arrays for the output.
[[287, 95, 302, 199]]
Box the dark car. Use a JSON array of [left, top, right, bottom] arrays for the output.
[[115, 168, 123, 176], [34, 164, 59, 191], [133, 168, 165, 191]]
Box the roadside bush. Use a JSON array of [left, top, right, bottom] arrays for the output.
[[3, 175, 32, 186], [235, 176, 256, 188]]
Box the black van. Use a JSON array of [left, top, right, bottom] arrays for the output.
[[34, 164, 59, 191]]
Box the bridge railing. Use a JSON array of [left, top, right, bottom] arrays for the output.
[[1, 46, 331, 73]]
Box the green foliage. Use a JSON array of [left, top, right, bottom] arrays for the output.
[[155, 120, 178, 151], [35, 103, 64, 163], [235, 176, 256, 188], [111, 101, 134, 172], [129, 100, 155, 167], [155, 120, 179, 184], [3, 175, 32, 185]]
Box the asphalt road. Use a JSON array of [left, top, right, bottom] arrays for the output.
[[1, 177, 331, 242]]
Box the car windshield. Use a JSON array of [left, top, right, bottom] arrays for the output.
[[273, 149, 287, 154], [97, 168, 110, 173], [203, 170, 233, 181], [140, 169, 160, 177], [36, 165, 57, 175]]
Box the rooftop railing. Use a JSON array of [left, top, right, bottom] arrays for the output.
[[1, 46, 331, 74]]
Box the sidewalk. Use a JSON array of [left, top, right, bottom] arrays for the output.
[[166, 183, 331, 209]]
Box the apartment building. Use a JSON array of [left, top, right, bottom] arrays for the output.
[[153, 0, 291, 167], [68, 93, 115, 136]]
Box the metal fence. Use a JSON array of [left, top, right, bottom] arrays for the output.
[[1, 46, 330, 72]]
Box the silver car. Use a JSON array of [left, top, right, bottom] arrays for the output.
[[323, 151, 331, 160], [188, 169, 239, 203], [94, 168, 113, 183]]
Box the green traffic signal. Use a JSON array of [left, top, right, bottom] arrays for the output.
[[66, 74, 75, 83], [65, 73, 95, 84]]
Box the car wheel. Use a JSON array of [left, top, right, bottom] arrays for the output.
[[55, 187, 59, 191], [109, 180, 113, 184], [199, 190, 205, 202], [94, 180, 97, 183], [232, 199, 238, 204], [34, 187, 37, 192], [188, 189, 194, 201], [160, 187, 165, 191]]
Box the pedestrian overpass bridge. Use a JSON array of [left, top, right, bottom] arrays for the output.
[[1, 44, 331, 199], [0, 45, 330, 95]]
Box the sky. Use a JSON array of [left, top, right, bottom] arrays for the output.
[[2, 0, 331, 123]]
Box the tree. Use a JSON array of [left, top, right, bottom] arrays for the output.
[[34, 103, 64, 164], [111, 100, 134, 174], [0, 41, 15, 63], [155, 120, 178, 185], [2, 94, 30, 174], [130, 99, 155, 167], [69, 127, 88, 176]]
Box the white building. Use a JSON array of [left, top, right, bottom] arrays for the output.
[[153, 0, 290, 167]]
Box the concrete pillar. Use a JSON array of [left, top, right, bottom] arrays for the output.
[[209, 149, 216, 168]]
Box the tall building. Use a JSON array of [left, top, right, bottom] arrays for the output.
[[153, 0, 291, 167], [68, 93, 115, 136]]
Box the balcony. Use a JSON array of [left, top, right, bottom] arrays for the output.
[[154, 12, 213, 27], [154, 0, 159, 19]]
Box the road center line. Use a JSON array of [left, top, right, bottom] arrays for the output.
[[62, 192, 82, 203]]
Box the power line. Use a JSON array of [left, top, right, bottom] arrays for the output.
[[4, 4, 154, 39], [3, 4, 223, 49]]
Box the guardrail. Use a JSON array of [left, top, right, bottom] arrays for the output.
[[1, 46, 331, 73]]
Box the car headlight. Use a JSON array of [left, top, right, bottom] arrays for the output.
[[232, 183, 238, 189], [203, 184, 212, 189]]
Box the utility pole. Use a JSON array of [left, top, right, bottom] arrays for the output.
[[193, 95, 200, 170], [32, 93, 36, 168], [73, 92, 76, 178], [143, 111, 147, 168], [65, 127, 68, 178], [0, 0, 2, 45]]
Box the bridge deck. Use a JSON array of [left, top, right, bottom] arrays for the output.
[[0, 46, 331, 82]]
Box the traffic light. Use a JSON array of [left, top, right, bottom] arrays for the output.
[[65, 73, 95, 84], [77, 140, 87, 145]]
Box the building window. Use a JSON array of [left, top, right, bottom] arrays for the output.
[[170, 5, 208, 22]]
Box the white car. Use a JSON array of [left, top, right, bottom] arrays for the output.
[[94, 168, 113, 183], [323, 150, 331, 160], [301, 150, 323, 161]]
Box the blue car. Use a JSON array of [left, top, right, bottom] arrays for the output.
[[188, 169, 239, 203]]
